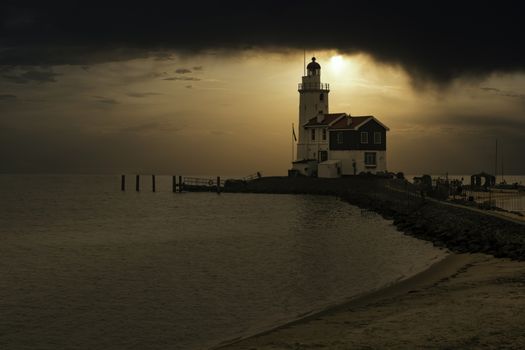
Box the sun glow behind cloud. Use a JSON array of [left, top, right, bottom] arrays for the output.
[[329, 55, 346, 73]]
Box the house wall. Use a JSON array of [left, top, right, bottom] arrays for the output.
[[329, 120, 387, 151], [318, 161, 341, 178], [292, 160, 319, 176], [329, 150, 387, 175]]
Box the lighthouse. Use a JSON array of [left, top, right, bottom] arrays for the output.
[[296, 57, 330, 161], [291, 57, 389, 177]]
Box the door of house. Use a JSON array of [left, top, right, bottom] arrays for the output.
[[319, 151, 328, 162]]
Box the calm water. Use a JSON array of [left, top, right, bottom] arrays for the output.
[[0, 175, 446, 350]]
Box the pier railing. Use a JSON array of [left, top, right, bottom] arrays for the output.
[[183, 177, 217, 187], [243, 172, 262, 182], [118, 172, 262, 193]]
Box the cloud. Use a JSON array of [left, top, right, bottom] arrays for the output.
[[93, 96, 118, 105], [126, 92, 162, 98], [209, 130, 232, 136], [0, 94, 17, 100], [2, 75, 26, 84], [119, 121, 183, 134], [1, 3, 525, 84], [163, 76, 200, 81], [1, 69, 59, 84], [480, 87, 525, 100], [185, 85, 192, 89], [175, 68, 192, 74], [192, 66, 203, 71]]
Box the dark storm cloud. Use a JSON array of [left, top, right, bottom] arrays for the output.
[[1, 2, 524, 84], [175, 68, 192, 74]]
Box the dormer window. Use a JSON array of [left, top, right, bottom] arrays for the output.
[[360, 132, 368, 144], [374, 132, 382, 144], [337, 132, 344, 144]]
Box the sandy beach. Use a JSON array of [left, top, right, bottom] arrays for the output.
[[218, 253, 525, 349]]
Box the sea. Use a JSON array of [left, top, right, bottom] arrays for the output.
[[0, 175, 447, 350]]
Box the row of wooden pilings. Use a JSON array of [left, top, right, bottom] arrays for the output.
[[120, 175, 221, 193]]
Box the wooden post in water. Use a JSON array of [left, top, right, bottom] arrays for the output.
[[172, 175, 176, 193], [217, 176, 221, 194], [136, 175, 140, 192], [178, 176, 183, 193], [121, 175, 126, 191], [152, 175, 156, 192]]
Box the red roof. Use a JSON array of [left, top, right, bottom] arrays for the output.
[[304, 113, 345, 127], [304, 114, 388, 131], [330, 116, 372, 129]]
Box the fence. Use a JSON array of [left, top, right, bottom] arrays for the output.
[[391, 177, 525, 217], [462, 188, 525, 214]]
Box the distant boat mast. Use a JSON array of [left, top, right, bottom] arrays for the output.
[[502, 153, 505, 183], [494, 139, 498, 182]]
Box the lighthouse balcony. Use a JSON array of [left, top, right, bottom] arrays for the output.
[[298, 82, 330, 91]]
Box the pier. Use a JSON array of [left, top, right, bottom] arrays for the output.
[[119, 172, 262, 194]]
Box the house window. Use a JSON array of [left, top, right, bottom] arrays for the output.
[[365, 152, 377, 167], [322, 129, 327, 140], [311, 129, 315, 141], [337, 132, 344, 144], [374, 132, 381, 144], [320, 93, 324, 101], [360, 132, 368, 144]]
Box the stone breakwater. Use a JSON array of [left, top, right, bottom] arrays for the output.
[[224, 177, 525, 260]]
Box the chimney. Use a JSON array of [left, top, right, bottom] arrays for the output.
[[316, 110, 324, 123]]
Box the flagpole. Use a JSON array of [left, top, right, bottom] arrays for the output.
[[292, 123, 294, 163]]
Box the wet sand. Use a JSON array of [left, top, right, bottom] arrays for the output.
[[217, 253, 525, 349]]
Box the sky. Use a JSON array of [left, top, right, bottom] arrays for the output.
[[1, 2, 524, 176]]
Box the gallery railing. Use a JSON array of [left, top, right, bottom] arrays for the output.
[[298, 82, 330, 91]]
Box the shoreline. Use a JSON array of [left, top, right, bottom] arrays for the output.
[[213, 252, 466, 349], [218, 253, 525, 349]]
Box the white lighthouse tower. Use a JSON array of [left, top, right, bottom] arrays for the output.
[[296, 57, 330, 161]]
